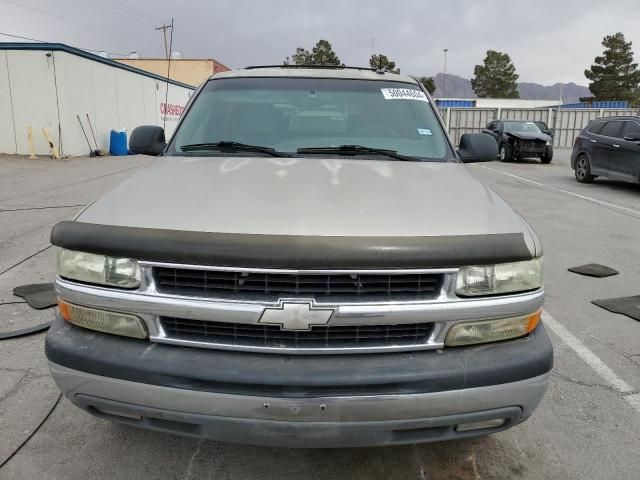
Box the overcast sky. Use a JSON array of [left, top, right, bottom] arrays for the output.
[[2, 0, 640, 85]]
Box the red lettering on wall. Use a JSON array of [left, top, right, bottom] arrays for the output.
[[160, 102, 185, 117]]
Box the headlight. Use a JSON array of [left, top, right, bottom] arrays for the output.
[[57, 248, 141, 289], [58, 299, 148, 339], [456, 258, 543, 297], [445, 310, 541, 346]]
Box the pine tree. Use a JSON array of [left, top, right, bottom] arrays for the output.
[[471, 50, 519, 98], [418, 77, 436, 94], [283, 47, 312, 66], [369, 54, 400, 73], [284, 40, 342, 66], [311, 40, 342, 66], [585, 32, 640, 103]]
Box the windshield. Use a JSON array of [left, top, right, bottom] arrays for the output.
[[503, 121, 542, 134], [167, 77, 452, 161]]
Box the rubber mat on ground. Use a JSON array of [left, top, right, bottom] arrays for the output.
[[568, 264, 619, 278], [13, 283, 57, 310], [592, 295, 640, 322]]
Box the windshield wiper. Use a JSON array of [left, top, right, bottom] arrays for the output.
[[179, 141, 289, 157], [297, 145, 418, 161]]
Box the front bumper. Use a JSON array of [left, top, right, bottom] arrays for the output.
[[515, 145, 548, 157], [46, 317, 553, 447]]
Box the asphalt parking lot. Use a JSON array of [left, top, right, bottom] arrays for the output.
[[1, 149, 640, 480]]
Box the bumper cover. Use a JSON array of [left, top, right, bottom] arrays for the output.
[[515, 145, 547, 156], [46, 317, 553, 446], [68, 384, 533, 447]]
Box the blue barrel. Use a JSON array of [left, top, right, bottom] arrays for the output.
[[109, 130, 128, 155]]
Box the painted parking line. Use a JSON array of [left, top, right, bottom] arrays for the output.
[[627, 393, 640, 411], [474, 164, 640, 411], [542, 310, 640, 414], [475, 165, 640, 217]]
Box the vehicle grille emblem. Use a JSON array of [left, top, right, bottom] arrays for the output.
[[259, 301, 334, 331]]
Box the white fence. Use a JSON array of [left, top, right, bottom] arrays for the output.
[[439, 107, 640, 148]]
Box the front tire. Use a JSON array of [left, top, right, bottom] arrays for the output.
[[541, 148, 553, 164], [575, 155, 594, 183], [498, 144, 512, 162]]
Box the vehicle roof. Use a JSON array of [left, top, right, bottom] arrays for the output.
[[494, 119, 540, 122], [590, 115, 640, 121], [210, 66, 419, 84]]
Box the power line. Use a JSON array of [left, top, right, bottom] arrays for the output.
[[1, 0, 121, 36], [0, 0, 154, 47], [0, 30, 131, 57], [0, 31, 42, 42], [73, 0, 157, 29], [90, 0, 166, 25]]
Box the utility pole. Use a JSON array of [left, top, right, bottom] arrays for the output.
[[155, 23, 172, 59], [443, 48, 448, 98], [163, 17, 174, 131]]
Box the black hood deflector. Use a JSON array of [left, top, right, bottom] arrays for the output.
[[51, 221, 533, 269]]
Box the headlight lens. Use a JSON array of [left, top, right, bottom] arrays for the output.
[[456, 258, 543, 297], [58, 299, 148, 339], [445, 310, 541, 346], [546, 141, 551, 146], [57, 249, 141, 289]]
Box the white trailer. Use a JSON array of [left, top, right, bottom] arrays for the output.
[[0, 43, 195, 157]]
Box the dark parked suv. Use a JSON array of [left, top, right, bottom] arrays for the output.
[[572, 116, 640, 184]]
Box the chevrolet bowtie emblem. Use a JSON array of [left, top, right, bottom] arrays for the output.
[[259, 301, 334, 331]]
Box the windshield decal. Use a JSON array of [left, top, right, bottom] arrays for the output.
[[381, 88, 428, 102], [417, 128, 432, 136]]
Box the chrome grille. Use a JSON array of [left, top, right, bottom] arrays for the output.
[[160, 317, 434, 349], [153, 268, 444, 302]]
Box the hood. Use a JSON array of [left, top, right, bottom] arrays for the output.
[[78, 156, 531, 240], [505, 131, 551, 142]]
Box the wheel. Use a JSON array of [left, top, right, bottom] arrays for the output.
[[541, 147, 553, 164], [575, 155, 594, 183], [498, 144, 512, 162]]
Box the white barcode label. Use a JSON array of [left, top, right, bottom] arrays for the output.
[[381, 88, 428, 102]]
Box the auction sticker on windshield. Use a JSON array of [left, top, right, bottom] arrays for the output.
[[381, 88, 428, 102]]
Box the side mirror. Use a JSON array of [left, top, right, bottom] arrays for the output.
[[129, 125, 166, 156], [457, 133, 498, 163], [624, 133, 640, 142]]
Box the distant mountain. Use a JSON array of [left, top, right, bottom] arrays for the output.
[[430, 73, 475, 99], [427, 73, 591, 104], [517, 81, 591, 103]]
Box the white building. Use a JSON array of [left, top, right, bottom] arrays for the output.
[[0, 43, 195, 157], [474, 98, 560, 109], [436, 98, 560, 109]]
